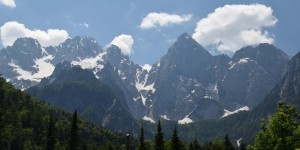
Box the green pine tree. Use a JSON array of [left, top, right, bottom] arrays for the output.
[[46, 115, 55, 150], [239, 142, 246, 150], [189, 138, 201, 150], [223, 134, 235, 150], [171, 126, 183, 150], [139, 126, 145, 150], [154, 120, 164, 150], [69, 110, 79, 150]]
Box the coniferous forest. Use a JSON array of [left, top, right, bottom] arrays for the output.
[[1, 76, 300, 149], [0, 77, 126, 149]]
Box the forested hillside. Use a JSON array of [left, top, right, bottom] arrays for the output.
[[0, 77, 127, 149]]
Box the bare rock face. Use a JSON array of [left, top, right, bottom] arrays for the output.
[[218, 43, 289, 110], [0, 34, 290, 124]]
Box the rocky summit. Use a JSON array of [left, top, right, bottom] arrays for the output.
[[0, 33, 290, 126]]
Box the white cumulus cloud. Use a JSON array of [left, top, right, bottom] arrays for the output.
[[140, 12, 192, 29], [0, 21, 69, 47], [0, 0, 15, 8], [108, 34, 134, 55], [192, 4, 277, 53]]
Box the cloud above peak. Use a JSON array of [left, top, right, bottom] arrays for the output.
[[140, 12, 192, 29], [0, 0, 15, 8], [0, 21, 69, 47], [192, 4, 277, 53], [108, 34, 134, 55]]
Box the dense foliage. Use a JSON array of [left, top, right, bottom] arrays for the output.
[[249, 101, 300, 150], [0, 77, 127, 149]]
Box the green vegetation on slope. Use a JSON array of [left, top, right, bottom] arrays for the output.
[[249, 101, 300, 150], [0, 77, 127, 149], [136, 101, 300, 150]]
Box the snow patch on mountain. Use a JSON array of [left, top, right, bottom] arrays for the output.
[[9, 54, 55, 83], [229, 58, 253, 70], [33, 55, 55, 79], [135, 69, 156, 105], [178, 105, 198, 124], [203, 95, 214, 99], [71, 51, 106, 70], [143, 116, 155, 123], [71, 51, 107, 78], [142, 64, 152, 71], [237, 138, 242, 147], [161, 115, 170, 120], [238, 58, 251, 64], [135, 71, 150, 91], [221, 106, 250, 118], [178, 116, 193, 124], [133, 96, 140, 102], [144, 83, 155, 92], [140, 95, 147, 106], [9, 62, 35, 81]]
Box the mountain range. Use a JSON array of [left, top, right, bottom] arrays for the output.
[[0, 33, 292, 134]]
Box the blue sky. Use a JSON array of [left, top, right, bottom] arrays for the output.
[[0, 0, 300, 65]]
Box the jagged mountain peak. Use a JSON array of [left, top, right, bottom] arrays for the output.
[[57, 36, 101, 53], [39, 61, 97, 86], [232, 43, 289, 62], [3, 37, 46, 76], [221, 43, 290, 109], [257, 43, 277, 49], [105, 45, 133, 67], [168, 33, 210, 56], [0, 33, 293, 125], [48, 36, 102, 65], [12, 37, 41, 48], [177, 32, 192, 41], [66, 36, 98, 46], [53, 61, 95, 79], [61, 36, 98, 44], [106, 45, 123, 55], [49, 61, 74, 80], [159, 33, 213, 73], [8, 37, 43, 56]]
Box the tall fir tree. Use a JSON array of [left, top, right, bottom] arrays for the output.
[[171, 126, 183, 150], [154, 120, 164, 150], [139, 125, 145, 150], [46, 115, 55, 150], [239, 142, 246, 150], [189, 138, 201, 150], [223, 134, 235, 150], [69, 110, 79, 150]]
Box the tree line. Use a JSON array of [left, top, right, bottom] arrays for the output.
[[136, 101, 300, 150]]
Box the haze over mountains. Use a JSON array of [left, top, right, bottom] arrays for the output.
[[0, 33, 291, 130]]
